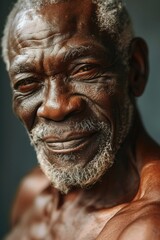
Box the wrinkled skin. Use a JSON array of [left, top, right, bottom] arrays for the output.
[[5, 0, 160, 239]]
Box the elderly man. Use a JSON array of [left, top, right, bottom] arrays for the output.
[[2, 0, 160, 239]]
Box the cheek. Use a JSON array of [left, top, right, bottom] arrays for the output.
[[73, 81, 131, 142], [13, 94, 42, 131], [73, 81, 118, 122]]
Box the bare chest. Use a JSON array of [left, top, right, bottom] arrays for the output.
[[7, 192, 125, 240], [48, 202, 112, 240], [8, 199, 119, 240]]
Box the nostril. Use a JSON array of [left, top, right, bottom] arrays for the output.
[[37, 104, 45, 117], [69, 96, 86, 112]]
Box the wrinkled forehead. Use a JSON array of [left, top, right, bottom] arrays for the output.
[[9, 0, 120, 49], [10, 0, 99, 38]]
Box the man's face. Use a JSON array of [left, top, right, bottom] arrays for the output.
[[8, 0, 133, 193]]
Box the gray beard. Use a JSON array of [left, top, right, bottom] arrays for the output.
[[29, 96, 133, 194]]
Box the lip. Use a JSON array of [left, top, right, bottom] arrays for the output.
[[43, 132, 98, 154]]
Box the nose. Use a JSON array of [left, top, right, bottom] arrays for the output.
[[37, 80, 85, 121]]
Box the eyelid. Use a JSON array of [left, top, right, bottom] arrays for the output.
[[13, 77, 41, 90], [71, 62, 100, 75], [12, 73, 34, 83]]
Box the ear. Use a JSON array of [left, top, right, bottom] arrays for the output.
[[128, 37, 149, 97]]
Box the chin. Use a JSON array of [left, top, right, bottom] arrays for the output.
[[30, 121, 115, 193]]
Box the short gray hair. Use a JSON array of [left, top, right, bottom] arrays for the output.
[[1, 0, 134, 70]]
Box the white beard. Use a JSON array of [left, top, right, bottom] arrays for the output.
[[29, 95, 133, 194]]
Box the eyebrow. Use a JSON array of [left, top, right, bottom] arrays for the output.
[[10, 63, 36, 76], [63, 45, 92, 61], [62, 44, 107, 62]]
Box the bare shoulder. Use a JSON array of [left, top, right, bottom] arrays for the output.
[[119, 159, 160, 239], [118, 212, 160, 240], [138, 160, 160, 201], [97, 200, 160, 240], [118, 159, 160, 240], [11, 167, 50, 226], [97, 158, 160, 240]]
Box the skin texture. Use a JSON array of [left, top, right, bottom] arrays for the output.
[[5, 0, 160, 239]]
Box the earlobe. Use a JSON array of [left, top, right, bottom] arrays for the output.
[[128, 37, 149, 97]]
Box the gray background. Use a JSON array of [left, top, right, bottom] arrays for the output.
[[0, 0, 160, 238]]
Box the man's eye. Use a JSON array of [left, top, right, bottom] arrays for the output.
[[14, 78, 41, 93], [77, 65, 95, 73], [72, 64, 99, 76]]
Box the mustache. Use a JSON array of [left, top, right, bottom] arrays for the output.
[[29, 118, 110, 143]]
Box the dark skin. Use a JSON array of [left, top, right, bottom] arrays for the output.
[[6, 1, 160, 239]]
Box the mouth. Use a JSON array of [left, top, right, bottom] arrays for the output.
[[43, 132, 98, 154]]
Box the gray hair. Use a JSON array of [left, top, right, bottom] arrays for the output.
[[1, 0, 134, 70]]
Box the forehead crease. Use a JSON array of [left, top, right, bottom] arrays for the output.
[[13, 0, 96, 38], [10, 0, 102, 46], [14, 31, 71, 50]]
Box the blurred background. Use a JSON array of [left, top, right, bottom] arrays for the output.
[[0, 0, 160, 238]]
